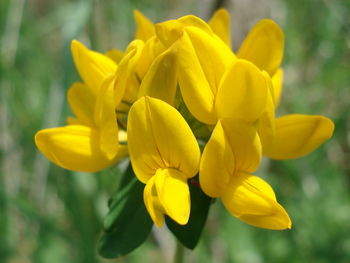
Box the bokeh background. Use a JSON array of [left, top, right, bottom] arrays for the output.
[[1, 0, 350, 262]]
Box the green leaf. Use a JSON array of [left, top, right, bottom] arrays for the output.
[[98, 164, 153, 258], [165, 178, 211, 249]]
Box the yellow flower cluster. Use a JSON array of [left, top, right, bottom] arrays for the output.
[[35, 9, 334, 230]]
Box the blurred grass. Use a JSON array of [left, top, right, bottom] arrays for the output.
[[1, 0, 350, 262]]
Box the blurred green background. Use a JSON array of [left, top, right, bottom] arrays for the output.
[[1, 0, 350, 262]]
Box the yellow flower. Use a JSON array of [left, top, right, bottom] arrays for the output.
[[35, 75, 119, 172], [200, 119, 291, 230], [127, 96, 201, 227], [35, 41, 121, 172]]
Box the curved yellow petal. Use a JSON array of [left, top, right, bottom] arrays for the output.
[[176, 32, 216, 124], [208, 8, 231, 47], [35, 125, 118, 172], [144, 176, 165, 227], [200, 119, 261, 197], [155, 15, 213, 47], [71, 40, 117, 94], [155, 168, 190, 225], [184, 26, 234, 95], [263, 114, 334, 160], [215, 59, 268, 122], [155, 19, 184, 47], [136, 36, 166, 79], [257, 72, 276, 148], [178, 15, 213, 35], [134, 10, 155, 42], [237, 19, 284, 76], [105, 49, 124, 64], [94, 75, 119, 159], [221, 118, 262, 173], [127, 97, 200, 183], [115, 40, 144, 106], [200, 120, 234, 197], [221, 172, 291, 230], [138, 45, 178, 105], [272, 68, 283, 107], [67, 82, 95, 127]]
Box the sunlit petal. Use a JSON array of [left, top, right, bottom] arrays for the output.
[[215, 59, 268, 122], [71, 40, 117, 94], [200, 120, 234, 197], [35, 125, 118, 172], [134, 10, 155, 41], [272, 68, 283, 107], [127, 97, 200, 183], [94, 75, 119, 159], [208, 8, 231, 47], [237, 19, 284, 76], [155, 169, 190, 225], [221, 172, 292, 230], [263, 114, 335, 159]]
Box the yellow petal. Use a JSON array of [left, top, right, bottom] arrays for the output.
[[105, 49, 124, 64], [136, 36, 166, 79], [215, 59, 268, 122], [175, 32, 216, 124], [272, 68, 283, 107], [94, 75, 119, 159], [184, 26, 234, 95], [134, 10, 155, 41], [35, 125, 118, 172], [127, 97, 200, 183], [221, 119, 262, 173], [143, 176, 165, 227], [221, 172, 292, 230], [178, 15, 213, 35], [115, 40, 144, 106], [237, 19, 284, 76], [155, 168, 190, 225], [208, 8, 231, 47], [200, 119, 261, 197], [155, 15, 214, 47], [71, 40, 117, 94], [67, 82, 95, 127], [200, 120, 234, 197], [155, 19, 184, 47], [263, 114, 335, 159], [257, 72, 276, 148], [138, 45, 178, 105]]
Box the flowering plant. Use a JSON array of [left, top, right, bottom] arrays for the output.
[[35, 9, 334, 258]]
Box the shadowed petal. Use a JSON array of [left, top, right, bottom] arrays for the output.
[[67, 82, 95, 127], [138, 45, 178, 105]]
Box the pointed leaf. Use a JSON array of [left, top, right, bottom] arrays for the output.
[[166, 179, 211, 249], [99, 164, 153, 258]]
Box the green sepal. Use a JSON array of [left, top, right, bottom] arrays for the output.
[[98, 163, 153, 258], [165, 178, 211, 249]]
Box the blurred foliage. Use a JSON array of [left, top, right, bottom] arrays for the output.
[[1, 0, 350, 262]]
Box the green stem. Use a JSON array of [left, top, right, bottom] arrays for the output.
[[174, 241, 185, 263]]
